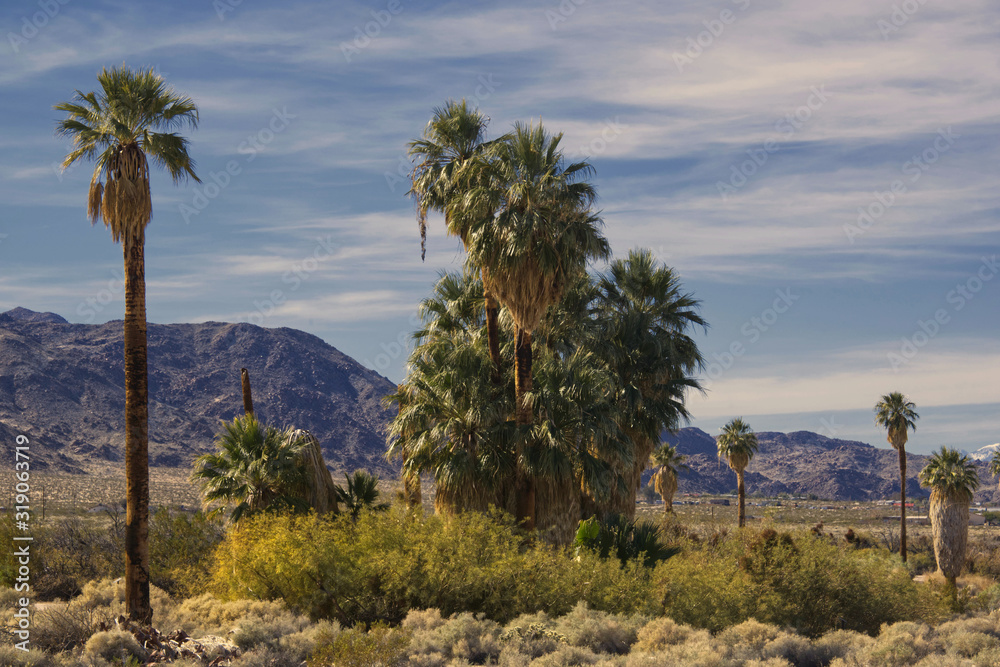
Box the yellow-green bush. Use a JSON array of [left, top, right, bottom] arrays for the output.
[[211, 508, 653, 625], [654, 529, 947, 637]]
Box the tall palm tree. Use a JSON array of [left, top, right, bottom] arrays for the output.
[[874, 392, 919, 563], [919, 447, 980, 601], [649, 443, 689, 513], [593, 249, 705, 518], [463, 121, 610, 529], [717, 418, 758, 528], [408, 100, 505, 379], [55, 66, 199, 624], [988, 450, 1000, 492]]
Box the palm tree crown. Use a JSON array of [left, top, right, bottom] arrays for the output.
[[55, 65, 200, 242], [988, 450, 1000, 490], [717, 418, 758, 473], [192, 416, 315, 523], [919, 447, 980, 502], [874, 392, 919, 450]]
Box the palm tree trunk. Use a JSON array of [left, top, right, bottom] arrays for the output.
[[123, 234, 151, 625], [241, 368, 254, 418], [514, 328, 535, 530], [481, 270, 502, 386], [899, 446, 907, 563], [737, 470, 746, 528]]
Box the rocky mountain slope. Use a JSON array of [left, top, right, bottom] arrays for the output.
[[2, 307, 995, 502], [0, 308, 397, 475], [663, 428, 999, 503]]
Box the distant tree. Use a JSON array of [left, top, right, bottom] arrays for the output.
[[919, 447, 980, 603], [874, 392, 919, 563], [717, 418, 758, 528], [989, 450, 1000, 492], [336, 471, 390, 521], [649, 443, 689, 513]]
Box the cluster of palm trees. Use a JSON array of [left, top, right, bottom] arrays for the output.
[[388, 100, 706, 544]]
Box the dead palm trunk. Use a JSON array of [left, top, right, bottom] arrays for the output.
[[123, 232, 151, 625], [736, 469, 746, 528], [898, 445, 908, 563], [514, 327, 535, 530], [241, 368, 254, 418]]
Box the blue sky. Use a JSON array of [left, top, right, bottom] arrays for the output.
[[1, 0, 997, 454]]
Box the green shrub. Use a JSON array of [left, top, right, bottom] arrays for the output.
[[211, 508, 655, 626], [654, 529, 946, 636], [148, 508, 225, 598], [308, 622, 411, 667]]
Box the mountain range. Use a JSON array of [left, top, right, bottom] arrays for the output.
[[1, 307, 996, 503]]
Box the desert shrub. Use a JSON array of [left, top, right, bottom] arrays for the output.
[[308, 622, 411, 667], [622, 630, 730, 667], [405, 611, 501, 665], [974, 647, 1000, 666], [212, 508, 656, 626], [232, 612, 312, 651], [552, 602, 645, 655], [500, 613, 565, 660], [403, 608, 447, 633], [631, 617, 705, 652], [528, 644, 602, 666], [278, 620, 341, 662], [655, 529, 946, 636], [159, 593, 302, 637], [83, 628, 147, 663], [849, 621, 941, 667], [230, 646, 302, 667], [812, 629, 874, 664], [148, 508, 225, 598], [0, 645, 60, 667]]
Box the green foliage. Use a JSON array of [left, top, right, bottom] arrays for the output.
[[149, 508, 225, 597], [211, 508, 654, 626], [654, 529, 946, 637], [919, 446, 980, 501], [308, 622, 411, 667], [574, 515, 679, 567], [335, 470, 390, 520], [192, 415, 316, 523]]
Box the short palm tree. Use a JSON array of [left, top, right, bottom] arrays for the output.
[[988, 450, 1000, 492], [874, 392, 919, 562], [55, 65, 199, 624], [649, 443, 689, 513], [919, 447, 980, 600], [717, 418, 758, 528], [463, 121, 610, 529], [192, 416, 320, 523], [336, 471, 391, 521]]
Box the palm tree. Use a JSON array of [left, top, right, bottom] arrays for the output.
[[874, 392, 919, 563], [463, 121, 610, 529], [988, 450, 1000, 492], [649, 443, 689, 513], [336, 471, 391, 521], [717, 418, 759, 528], [593, 249, 705, 518], [408, 100, 505, 379], [919, 447, 980, 601], [191, 416, 332, 523], [55, 66, 199, 624]]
